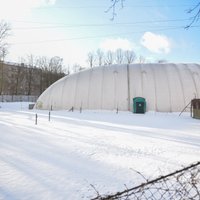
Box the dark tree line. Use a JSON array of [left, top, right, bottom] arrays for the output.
[[0, 21, 66, 97], [22, 55, 66, 94], [0, 55, 65, 97]]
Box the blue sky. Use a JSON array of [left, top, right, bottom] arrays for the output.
[[0, 0, 200, 68]]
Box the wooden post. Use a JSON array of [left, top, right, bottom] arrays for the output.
[[35, 113, 38, 125], [80, 102, 82, 113], [49, 111, 51, 121]]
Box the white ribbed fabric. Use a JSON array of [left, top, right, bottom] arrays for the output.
[[35, 63, 200, 112]]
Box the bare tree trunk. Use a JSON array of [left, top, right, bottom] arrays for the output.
[[115, 49, 124, 64]]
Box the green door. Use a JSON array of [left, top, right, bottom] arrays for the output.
[[136, 102, 145, 113], [133, 97, 146, 113]]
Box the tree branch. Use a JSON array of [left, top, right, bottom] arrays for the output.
[[105, 0, 125, 20], [185, 2, 200, 28]]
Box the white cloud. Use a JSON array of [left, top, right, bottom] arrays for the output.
[[26, 0, 57, 7], [141, 32, 171, 54], [0, 0, 56, 8], [100, 38, 133, 52], [0, 0, 57, 19]]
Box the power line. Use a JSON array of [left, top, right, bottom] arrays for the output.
[[12, 18, 191, 30], [31, 4, 196, 9], [10, 25, 200, 46]]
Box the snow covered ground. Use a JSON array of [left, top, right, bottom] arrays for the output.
[[0, 102, 200, 200]]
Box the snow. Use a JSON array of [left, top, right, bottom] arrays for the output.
[[0, 102, 200, 199]]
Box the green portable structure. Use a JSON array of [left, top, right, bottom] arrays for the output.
[[133, 97, 146, 114], [191, 99, 200, 119]]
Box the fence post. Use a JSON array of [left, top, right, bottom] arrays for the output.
[[49, 111, 51, 121], [35, 113, 38, 125]]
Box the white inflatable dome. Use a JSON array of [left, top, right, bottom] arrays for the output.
[[35, 63, 200, 112]]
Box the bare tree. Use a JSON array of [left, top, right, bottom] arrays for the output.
[[106, 0, 125, 20], [115, 49, 124, 64], [105, 50, 114, 65], [50, 56, 65, 85], [72, 63, 83, 73], [66, 65, 71, 75], [0, 50, 7, 95], [37, 56, 65, 92], [11, 64, 26, 96], [36, 56, 48, 93], [96, 49, 104, 66], [23, 55, 36, 96], [124, 50, 136, 64], [139, 55, 146, 63], [87, 52, 96, 68], [0, 21, 11, 60], [86, 49, 137, 66], [49, 56, 64, 81], [0, 21, 10, 97], [49, 56, 63, 73]]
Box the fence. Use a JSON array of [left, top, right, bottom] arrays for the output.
[[0, 95, 38, 102], [92, 161, 200, 200]]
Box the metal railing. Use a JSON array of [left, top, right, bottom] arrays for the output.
[[0, 95, 38, 102], [92, 161, 200, 200]]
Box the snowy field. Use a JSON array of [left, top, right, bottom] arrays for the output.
[[0, 102, 200, 200]]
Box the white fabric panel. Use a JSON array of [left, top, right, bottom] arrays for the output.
[[194, 64, 200, 98], [60, 77, 69, 109], [187, 64, 200, 98], [36, 63, 200, 112], [44, 88, 51, 110], [141, 64, 157, 111], [88, 67, 103, 109], [35, 86, 49, 109], [129, 64, 143, 110], [49, 80, 64, 110], [61, 73, 78, 109], [167, 64, 185, 111], [74, 69, 90, 109], [177, 64, 196, 106], [101, 65, 115, 110], [115, 64, 128, 110], [153, 64, 171, 112], [44, 78, 64, 110]]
